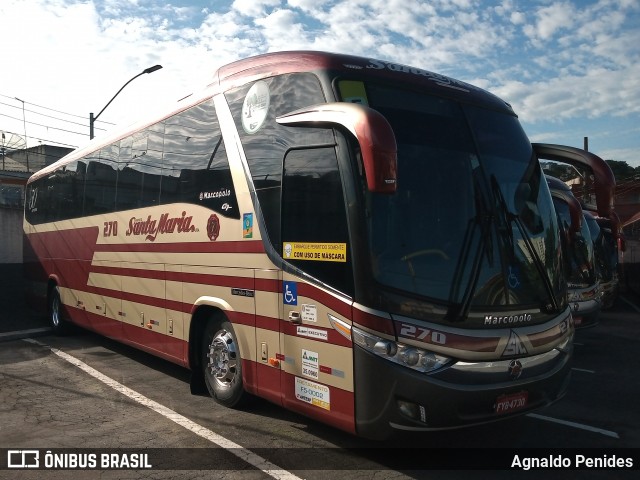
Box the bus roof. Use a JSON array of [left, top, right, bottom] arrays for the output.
[[212, 50, 513, 113], [31, 51, 514, 182]]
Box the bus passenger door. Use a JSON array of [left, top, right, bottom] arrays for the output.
[[278, 146, 357, 433]]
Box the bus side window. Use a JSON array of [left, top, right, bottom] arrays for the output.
[[84, 151, 117, 216], [162, 101, 240, 218], [116, 128, 164, 211], [281, 147, 354, 296]]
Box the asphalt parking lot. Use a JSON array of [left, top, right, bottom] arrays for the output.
[[1, 265, 639, 479]]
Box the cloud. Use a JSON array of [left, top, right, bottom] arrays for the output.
[[0, 0, 638, 167]]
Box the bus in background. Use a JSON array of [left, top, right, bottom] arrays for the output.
[[583, 210, 619, 310], [622, 215, 640, 298], [534, 144, 620, 310], [24, 51, 573, 439], [546, 175, 601, 328]]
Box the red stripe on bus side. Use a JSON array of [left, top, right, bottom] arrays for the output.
[[90, 264, 256, 291], [122, 322, 188, 365], [255, 277, 279, 293], [226, 310, 255, 327], [256, 314, 280, 332], [297, 283, 351, 318], [66, 305, 188, 366], [26, 227, 100, 261], [254, 362, 282, 404]]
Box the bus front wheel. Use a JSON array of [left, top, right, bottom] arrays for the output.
[[202, 319, 246, 408]]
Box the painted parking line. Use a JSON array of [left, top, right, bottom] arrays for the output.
[[571, 367, 595, 373], [526, 413, 619, 439], [619, 295, 640, 313], [23, 338, 302, 480]]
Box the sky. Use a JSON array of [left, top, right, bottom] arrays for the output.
[[1, 0, 639, 167]]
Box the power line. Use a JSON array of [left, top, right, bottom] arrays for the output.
[[0, 92, 115, 125], [0, 100, 95, 129], [0, 112, 104, 137]]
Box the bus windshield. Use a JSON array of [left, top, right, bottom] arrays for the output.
[[363, 84, 563, 313]]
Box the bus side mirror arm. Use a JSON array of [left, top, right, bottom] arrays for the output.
[[276, 103, 398, 194]]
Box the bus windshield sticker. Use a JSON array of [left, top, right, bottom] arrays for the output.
[[241, 80, 270, 134], [282, 242, 347, 262], [242, 213, 253, 238], [295, 377, 330, 410], [338, 80, 369, 105]]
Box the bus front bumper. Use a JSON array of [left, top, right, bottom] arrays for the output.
[[353, 343, 572, 440]]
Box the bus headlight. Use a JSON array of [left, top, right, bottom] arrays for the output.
[[352, 326, 451, 373]]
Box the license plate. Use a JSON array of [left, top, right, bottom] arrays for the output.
[[494, 391, 528, 414]]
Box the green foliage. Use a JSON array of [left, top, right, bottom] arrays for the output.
[[605, 160, 638, 182]]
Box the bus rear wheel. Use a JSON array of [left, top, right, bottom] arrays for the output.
[[48, 285, 68, 335], [202, 319, 246, 408]]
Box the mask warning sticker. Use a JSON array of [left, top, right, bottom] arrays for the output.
[[283, 242, 347, 262]]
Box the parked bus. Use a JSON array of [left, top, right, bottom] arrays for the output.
[[24, 51, 573, 439], [535, 143, 620, 309], [622, 216, 640, 297], [546, 175, 601, 328], [583, 210, 619, 310]]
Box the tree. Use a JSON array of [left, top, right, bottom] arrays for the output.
[[605, 160, 638, 182]]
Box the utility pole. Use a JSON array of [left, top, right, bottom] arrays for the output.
[[15, 98, 29, 171]]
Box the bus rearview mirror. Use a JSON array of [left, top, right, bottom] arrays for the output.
[[276, 103, 397, 194]]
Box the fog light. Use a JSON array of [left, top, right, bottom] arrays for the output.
[[397, 400, 427, 423]]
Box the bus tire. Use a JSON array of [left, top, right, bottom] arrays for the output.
[[202, 319, 246, 408], [48, 285, 68, 335]]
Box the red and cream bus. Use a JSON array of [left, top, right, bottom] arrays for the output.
[[535, 144, 620, 309], [24, 51, 573, 439]]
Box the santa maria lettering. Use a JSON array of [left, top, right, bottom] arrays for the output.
[[126, 211, 196, 242]]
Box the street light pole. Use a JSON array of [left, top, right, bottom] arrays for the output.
[[89, 64, 163, 139]]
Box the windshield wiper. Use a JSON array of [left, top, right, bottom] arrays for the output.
[[445, 177, 493, 321], [489, 175, 560, 312]]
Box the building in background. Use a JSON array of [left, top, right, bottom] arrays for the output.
[[1, 144, 72, 263]]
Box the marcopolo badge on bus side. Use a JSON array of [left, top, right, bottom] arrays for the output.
[[242, 81, 270, 134]]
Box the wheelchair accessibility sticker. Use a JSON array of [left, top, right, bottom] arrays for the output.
[[283, 281, 298, 305]]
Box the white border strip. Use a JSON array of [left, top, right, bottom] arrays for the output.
[[571, 367, 595, 374], [527, 413, 619, 438], [23, 338, 302, 479]]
